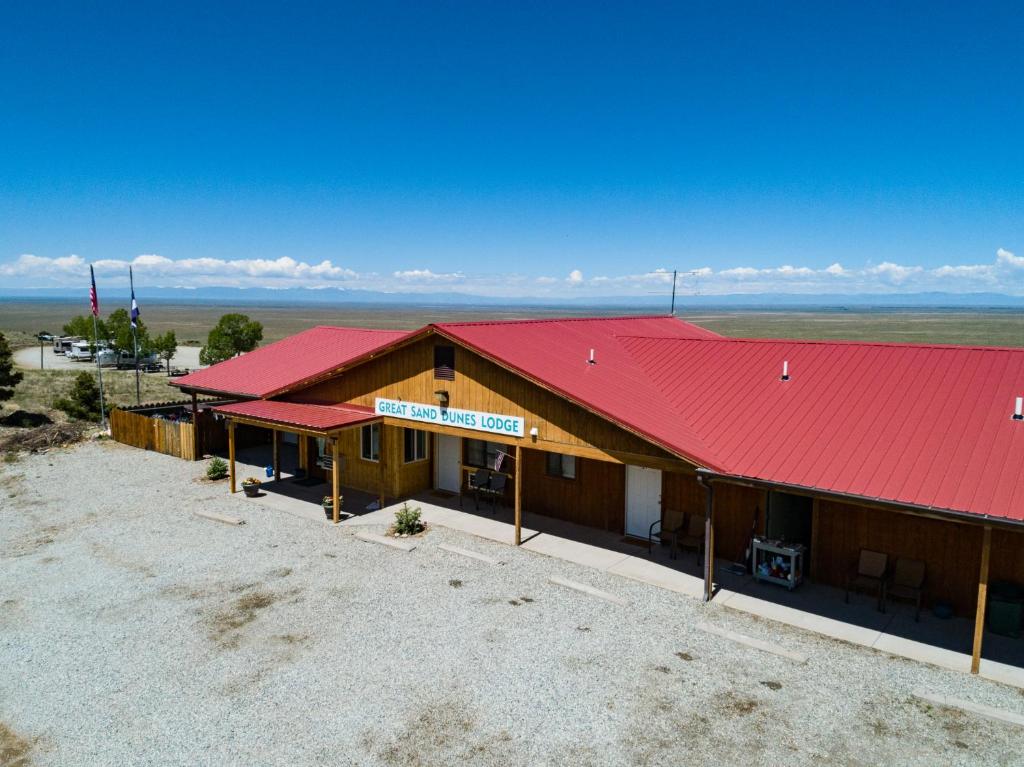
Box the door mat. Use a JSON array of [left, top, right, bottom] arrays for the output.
[[430, 490, 458, 499], [292, 477, 325, 487]]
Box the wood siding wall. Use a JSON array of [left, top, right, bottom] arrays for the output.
[[989, 528, 1024, 588], [302, 424, 432, 500], [813, 499, 985, 616], [110, 407, 196, 461], [661, 473, 766, 564], [293, 335, 675, 460], [520, 448, 626, 533]]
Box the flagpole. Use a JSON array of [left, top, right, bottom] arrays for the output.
[[90, 265, 107, 429], [130, 266, 140, 405]]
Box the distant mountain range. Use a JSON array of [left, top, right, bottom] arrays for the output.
[[2, 286, 1023, 309]]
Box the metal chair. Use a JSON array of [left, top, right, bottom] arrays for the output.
[[676, 513, 706, 565], [648, 508, 686, 557], [478, 472, 506, 514], [884, 558, 926, 621], [845, 549, 888, 610], [466, 468, 491, 510]]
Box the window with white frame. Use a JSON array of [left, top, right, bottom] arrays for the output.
[[545, 452, 576, 479], [403, 428, 428, 463], [360, 423, 380, 461]]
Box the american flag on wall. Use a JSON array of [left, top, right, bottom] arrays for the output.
[[494, 450, 512, 472], [89, 265, 100, 317]]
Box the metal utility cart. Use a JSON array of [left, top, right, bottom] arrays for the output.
[[752, 537, 806, 590]]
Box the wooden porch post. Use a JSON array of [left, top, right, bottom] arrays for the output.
[[971, 525, 992, 674], [272, 430, 281, 482], [190, 390, 201, 460], [703, 480, 715, 602], [378, 424, 386, 510], [514, 444, 522, 546], [228, 420, 236, 494], [332, 436, 341, 524]]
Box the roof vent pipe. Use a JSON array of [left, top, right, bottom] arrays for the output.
[[1014, 396, 1023, 421], [781, 360, 790, 381], [588, 348, 596, 365]]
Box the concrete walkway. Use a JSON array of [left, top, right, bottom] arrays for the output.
[[230, 486, 1024, 691]]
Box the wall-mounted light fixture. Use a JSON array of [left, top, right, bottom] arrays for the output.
[[529, 426, 539, 439], [434, 390, 449, 407]]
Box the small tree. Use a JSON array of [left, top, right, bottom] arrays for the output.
[[200, 313, 263, 365], [106, 308, 150, 353], [53, 372, 103, 421], [152, 330, 178, 375], [0, 332, 24, 403], [63, 315, 108, 346]]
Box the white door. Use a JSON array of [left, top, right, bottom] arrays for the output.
[[436, 435, 461, 493], [625, 466, 662, 539]]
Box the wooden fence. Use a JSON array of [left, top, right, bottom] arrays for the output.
[[110, 405, 197, 461]]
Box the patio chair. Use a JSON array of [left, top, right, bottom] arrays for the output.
[[845, 549, 888, 610], [884, 558, 926, 621], [676, 513, 706, 565], [466, 468, 491, 510], [648, 508, 686, 557], [478, 472, 507, 514]]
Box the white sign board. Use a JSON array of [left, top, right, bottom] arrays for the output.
[[374, 397, 524, 438]]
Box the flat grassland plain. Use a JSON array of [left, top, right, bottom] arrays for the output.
[[3, 298, 1024, 346], [1, 298, 1021, 416]]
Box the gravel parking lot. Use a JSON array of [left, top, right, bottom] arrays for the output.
[[3, 441, 1024, 766]]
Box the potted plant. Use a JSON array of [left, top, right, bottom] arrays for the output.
[[241, 477, 261, 497], [322, 495, 343, 519]]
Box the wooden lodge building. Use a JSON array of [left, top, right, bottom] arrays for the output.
[[165, 316, 1024, 672]]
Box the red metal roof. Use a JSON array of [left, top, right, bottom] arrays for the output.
[[180, 314, 1024, 522], [436, 317, 1024, 522], [434, 316, 725, 467], [171, 326, 411, 397], [619, 337, 1024, 522], [213, 400, 378, 431]]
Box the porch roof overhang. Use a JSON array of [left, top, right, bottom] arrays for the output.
[[212, 400, 379, 435]]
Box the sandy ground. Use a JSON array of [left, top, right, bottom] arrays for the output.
[[13, 345, 203, 372], [3, 441, 1024, 766]]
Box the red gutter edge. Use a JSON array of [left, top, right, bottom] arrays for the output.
[[695, 468, 1024, 531], [430, 325, 724, 473]]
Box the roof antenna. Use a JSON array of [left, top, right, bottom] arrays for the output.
[[1014, 396, 1023, 421], [588, 348, 596, 365], [670, 269, 677, 316], [781, 360, 790, 381]]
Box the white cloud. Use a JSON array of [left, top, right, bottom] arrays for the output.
[[392, 269, 465, 284], [1, 248, 1021, 297]]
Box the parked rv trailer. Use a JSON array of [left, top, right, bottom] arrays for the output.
[[53, 336, 80, 355]]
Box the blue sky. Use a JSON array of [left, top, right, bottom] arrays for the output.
[[1, 1, 1022, 296]]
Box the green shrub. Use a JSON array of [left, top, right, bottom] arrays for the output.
[[393, 503, 424, 536], [53, 372, 103, 421], [207, 456, 229, 480]]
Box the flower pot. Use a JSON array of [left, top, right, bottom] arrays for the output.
[[242, 484, 260, 497], [323, 505, 334, 519]]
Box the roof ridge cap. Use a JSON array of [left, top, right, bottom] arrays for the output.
[[435, 314, 676, 329], [615, 334, 1024, 353]]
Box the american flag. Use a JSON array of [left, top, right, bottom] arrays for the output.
[[494, 450, 506, 472], [89, 265, 99, 317], [130, 266, 140, 328]]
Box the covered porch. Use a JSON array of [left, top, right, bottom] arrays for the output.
[[216, 399, 386, 523]]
